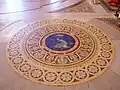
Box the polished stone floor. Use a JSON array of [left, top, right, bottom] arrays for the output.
[[0, 0, 120, 90]]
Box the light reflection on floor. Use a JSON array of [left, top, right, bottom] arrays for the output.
[[5, 0, 24, 12], [0, 0, 67, 13]]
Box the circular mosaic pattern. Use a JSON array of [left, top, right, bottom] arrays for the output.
[[6, 19, 114, 86]]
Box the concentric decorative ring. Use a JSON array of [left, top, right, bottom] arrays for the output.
[[6, 19, 114, 86]]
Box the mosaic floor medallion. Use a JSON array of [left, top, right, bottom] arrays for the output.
[[6, 19, 114, 86]]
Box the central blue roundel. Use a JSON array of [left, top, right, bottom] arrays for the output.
[[45, 33, 75, 51]]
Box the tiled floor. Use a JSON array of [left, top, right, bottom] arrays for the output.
[[0, 0, 120, 90]]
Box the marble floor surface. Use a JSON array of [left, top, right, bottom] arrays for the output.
[[0, 0, 120, 90]]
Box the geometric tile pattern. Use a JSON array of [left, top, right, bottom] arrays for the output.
[[6, 19, 114, 86], [50, 0, 94, 13]]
